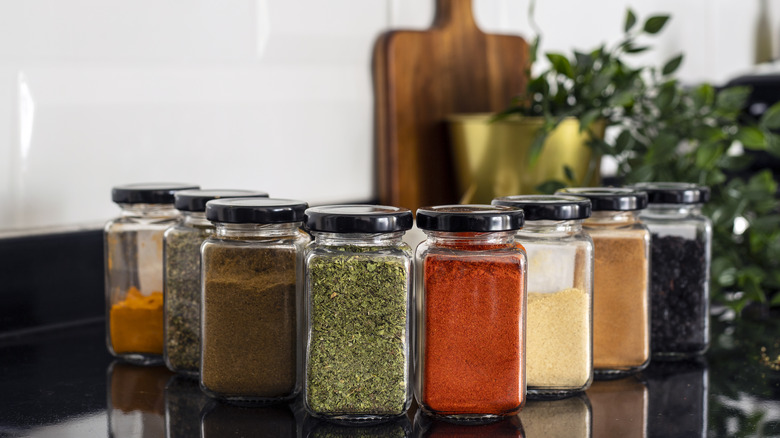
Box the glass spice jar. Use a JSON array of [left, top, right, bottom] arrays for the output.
[[303, 205, 414, 422], [492, 195, 594, 398], [163, 189, 268, 377], [415, 205, 527, 421], [105, 183, 199, 365], [633, 182, 712, 359], [200, 198, 309, 404], [557, 187, 650, 378]]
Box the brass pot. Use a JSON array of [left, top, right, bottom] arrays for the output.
[[448, 114, 604, 204]]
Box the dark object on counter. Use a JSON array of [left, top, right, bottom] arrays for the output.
[[643, 358, 708, 438], [165, 375, 210, 438], [201, 399, 297, 438], [650, 235, 708, 354]]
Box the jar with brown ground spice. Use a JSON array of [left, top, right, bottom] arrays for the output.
[[163, 189, 268, 377], [200, 198, 309, 404], [493, 195, 594, 398], [557, 188, 650, 377]]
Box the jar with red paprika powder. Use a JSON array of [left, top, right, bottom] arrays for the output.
[[557, 187, 650, 378], [415, 205, 527, 421], [492, 195, 594, 398]]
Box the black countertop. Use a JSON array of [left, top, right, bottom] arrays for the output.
[[1, 312, 779, 437]]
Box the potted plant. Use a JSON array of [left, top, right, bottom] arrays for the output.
[[499, 8, 780, 314]]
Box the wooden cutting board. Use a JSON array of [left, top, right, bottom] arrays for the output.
[[374, 0, 530, 212]]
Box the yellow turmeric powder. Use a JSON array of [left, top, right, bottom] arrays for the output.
[[110, 287, 164, 354]]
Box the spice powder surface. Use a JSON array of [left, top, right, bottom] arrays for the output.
[[201, 244, 298, 397], [422, 253, 524, 415]]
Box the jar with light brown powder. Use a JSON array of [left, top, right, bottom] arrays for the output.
[[558, 188, 650, 377]]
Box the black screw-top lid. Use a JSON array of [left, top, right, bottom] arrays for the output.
[[112, 183, 200, 204], [631, 182, 710, 204], [305, 205, 413, 233], [205, 198, 308, 224], [174, 189, 269, 212], [556, 187, 648, 211], [492, 195, 592, 220], [416, 205, 524, 232]]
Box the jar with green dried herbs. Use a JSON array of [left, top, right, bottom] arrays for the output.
[[200, 198, 309, 404], [303, 205, 414, 422], [163, 189, 268, 377]]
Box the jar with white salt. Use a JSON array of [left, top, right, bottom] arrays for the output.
[[492, 195, 594, 398]]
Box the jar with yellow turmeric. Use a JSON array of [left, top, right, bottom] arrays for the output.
[[105, 183, 198, 365]]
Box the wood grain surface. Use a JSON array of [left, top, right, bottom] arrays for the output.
[[373, 0, 530, 212]]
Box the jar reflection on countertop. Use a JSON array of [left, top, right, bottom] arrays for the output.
[[163, 189, 268, 378], [493, 195, 594, 398], [520, 395, 591, 438], [557, 187, 650, 377], [414, 410, 525, 437], [587, 376, 648, 438], [642, 358, 708, 437], [105, 183, 199, 365], [633, 182, 712, 359], [164, 375, 210, 438], [200, 399, 298, 438], [108, 361, 172, 437]]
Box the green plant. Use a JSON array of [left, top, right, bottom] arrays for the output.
[[502, 7, 780, 313]]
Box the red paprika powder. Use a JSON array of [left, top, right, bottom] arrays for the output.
[[415, 205, 527, 420]]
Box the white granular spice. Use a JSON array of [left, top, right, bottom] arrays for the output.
[[527, 287, 591, 388]]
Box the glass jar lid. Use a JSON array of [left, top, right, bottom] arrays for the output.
[[174, 189, 269, 212], [305, 205, 413, 233], [206, 198, 308, 224], [556, 187, 648, 211], [111, 183, 200, 204], [631, 182, 710, 204], [492, 195, 592, 220], [416, 205, 524, 232]]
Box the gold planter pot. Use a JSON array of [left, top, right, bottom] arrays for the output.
[[448, 114, 604, 204]]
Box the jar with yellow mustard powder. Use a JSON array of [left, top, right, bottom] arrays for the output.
[[493, 195, 594, 397], [105, 183, 198, 365], [557, 187, 650, 378]]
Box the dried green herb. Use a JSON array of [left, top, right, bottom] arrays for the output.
[[306, 247, 409, 416], [201, 243, 298, 398], [164, 223, 212, 375], [165, 375, 210, 438]]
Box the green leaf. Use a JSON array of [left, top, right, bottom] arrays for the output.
[[760, 101, 780, 130], [625, 9, 637, 32], [716, 86, 751, 113], [767, 133, 780, 157], [546, 53, 574, 78], [614, 130, 634, 153], [579, 109, 601, 132], [610, 90, 635, 107], [770, 292, 780, 306], [624, 45, 650, 54], [536, 180, 567, 194], [563, 165, 576, 183], [662, 54, 684, 76], [643, 15, 670, 34], [573, 51, 594, 73], [736, 127, 766, 150], [627, 164, 655, 183], [530, 35, 540, 65], [695, 143, 723, 169], [528, 130, 548, 167], [692, 84, 715, 108]]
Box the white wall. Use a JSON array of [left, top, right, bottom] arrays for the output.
[[0, 0, 773, 232]]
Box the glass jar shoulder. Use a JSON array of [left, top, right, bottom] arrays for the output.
[[583, 221, 649, 240], [164, 222, 213, 240], [203, 231, 310, 252], [105, 215, 181, 233], [516, 230, 593, 250], [306, 240, 412, 261], [415, 241, 527, 268]]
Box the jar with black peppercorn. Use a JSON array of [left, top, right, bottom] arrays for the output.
[[633, 182, 712, 359], [200, 198, 310, 404]]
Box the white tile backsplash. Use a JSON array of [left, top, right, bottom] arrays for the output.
[[0, 0, 772, 231]]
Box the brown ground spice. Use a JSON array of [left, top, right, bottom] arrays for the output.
[[201, 244, 297, 398], [592, 234, 649, 371]]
